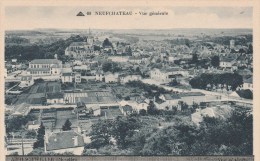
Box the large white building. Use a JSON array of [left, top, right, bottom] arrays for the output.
[[27, 59, 62, 76], [150, 67, 189, 83], [65, 40, 97, 60]]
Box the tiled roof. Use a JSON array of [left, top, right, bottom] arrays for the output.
[[163, 94, 181, 100], [47, 92, 64, 99], [30, 59, 61, 64], [21, 75, 32, 81], [46, 131, 84, 151], [244, 77, 253, 84], [27, 68, 50, 71], [179, 92, 205, 97]]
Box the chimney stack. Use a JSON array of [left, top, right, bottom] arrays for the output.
[[73, 136, 78, 146]]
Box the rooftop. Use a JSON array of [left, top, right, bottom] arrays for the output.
[[244, 77, 253, 84], [47, 92, 64, 99], [30, 59, 61, 64], [46, 131, 84, 151], [179, 92, 205, 97], [163, 94, 181, 100], [21, 75, 32, 81]]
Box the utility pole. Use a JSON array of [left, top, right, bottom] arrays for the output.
[[21, 134, 24, 155]]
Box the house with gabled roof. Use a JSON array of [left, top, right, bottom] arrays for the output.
[[150, 67, 189, 83], [179, 92, 206, 105], [44, 131, 84, 155], [219, 57, 235, 68], [20, 75, 34, 87], [243, 76, 253, 91]]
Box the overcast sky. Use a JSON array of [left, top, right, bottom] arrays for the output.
[[4, 6, 252, 30]]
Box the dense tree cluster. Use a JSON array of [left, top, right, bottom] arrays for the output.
[[86, 109, 252, 155], [5, 35, 87, 61], [89, 116, 141, 149], [126, 81, 168, 98], [189, 73, 243, 91], [204, 35, 252, 47], [5, 36, 30, 44], [102, 38, 113, 48], [102, 62, 122, 73], [5, 115, 35, 133]]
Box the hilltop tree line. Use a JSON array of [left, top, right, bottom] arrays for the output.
[[189, 73, 243, 91], [5, 35, 87, 61]]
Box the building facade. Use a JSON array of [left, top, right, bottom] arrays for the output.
[[27, 59, 62, 76]]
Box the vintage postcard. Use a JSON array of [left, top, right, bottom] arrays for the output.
[[0, 0, 259, 161]]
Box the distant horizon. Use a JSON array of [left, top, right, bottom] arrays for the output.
[[6, 28, 253, 32]]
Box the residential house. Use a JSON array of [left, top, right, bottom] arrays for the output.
[[95, 70, 105, 82], [119, 98, 149, 112], [243, 77, 253, 91], [104, 72, 119, 83], [74, 73, 81, 83], [47, 92, 64, 104], [230, 89, 253, 99], [27, 59, 62, 76], [44, 131, 84, 155], [219, 57, 235, 68], [179, 92, 206, 105], [61, 73, 74, 83], [157, 94, 181, 110], [20, 75, 34, 87], [11, 103, 31, 116], [61, 73, 81, 83], [120, 105, 134, 116], [27, 120, 40, 130], [128, 56, 142, 64]]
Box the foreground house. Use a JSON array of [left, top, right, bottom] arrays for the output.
[[44, 131, 84, 155]]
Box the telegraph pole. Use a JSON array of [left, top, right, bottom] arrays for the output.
[[21, 134, 24, 155]]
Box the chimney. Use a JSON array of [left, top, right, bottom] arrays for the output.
[[73, 136, 78, 146]]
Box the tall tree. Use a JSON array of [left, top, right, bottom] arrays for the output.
[[147, 101, 158, 115], [102, 38, 112, 48], [90, 120, 113, 148], [62, 119, 72, 131], [33, 122, 45, 149], [211, 55, 220, 67], [111, 116, 141, 149]]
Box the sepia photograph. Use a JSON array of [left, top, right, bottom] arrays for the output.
[[1, 2, 258, 161]]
